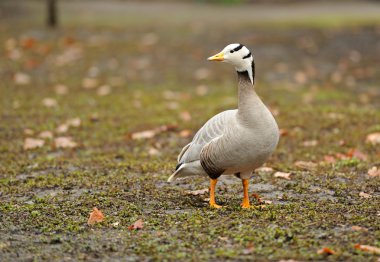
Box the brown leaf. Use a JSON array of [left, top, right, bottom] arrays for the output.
[[23, 138, 45, 150], [302, 140, 318, 147], [195, 85, 208, 96], [186, 188, 208, 196], [256, 167, 274, 173], [368, 166, 380, 178], [317, 247, 336, 255], [179, 129, 192, 138], [251, 193, 263, 203], [38, 131, 53, 139], [359, 192, 372, 199], [242, 242, 255, 255], [66, 118, 81, 127], [56, 124, 69, 133], [97, 85, 111, 96], [279, 129, 289, 137], [179, 111, 192, 122], [23, 128, 34, 136], [193, 68, 210, 80], [54, 137, 77, 148], [366, 133, 380, 145], [42, 98, 58, 108], [323, 155, 336, 164], [14, 72, 31, 85], [128, 219, 144, 230], [274, 171, 291, 180], [294, 161, 317, 170], [82, 78, 98, 89], [346, 148, 367, 161], [354, 244, 380, 254], [87, 207, 105, 225], [351, 226, 368, 232], [129, 125, 177, 140], [54, 84, 68, 95]]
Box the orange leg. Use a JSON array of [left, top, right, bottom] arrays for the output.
[[209, 178, 222, 209], [241, 179, 251, 208]]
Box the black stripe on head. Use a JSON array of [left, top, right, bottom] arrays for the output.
[[233, 44, 243, 52], [243, 52, 251, 59]]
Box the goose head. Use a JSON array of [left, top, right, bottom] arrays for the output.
[[208, 43, 254, 84]]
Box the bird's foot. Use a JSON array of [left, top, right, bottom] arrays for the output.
[[210, 202, 222, 209], [241, 201, 254, 209]]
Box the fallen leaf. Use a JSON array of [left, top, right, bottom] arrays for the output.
[[179, 111, 192, 122], [354, 244, 380, 254], [179, 129, 192, 138], [148, 147, 160, 156], [251, 193, 263, 203], [279, 129, 289, 136], [351, 226, 368, 232], [14, 72, 31, 85], [56, 124, 69, 133], [87, 207, 105, 225], [97, 85, 111, 96], [42, 98, 58, 108], [302, 140, 318, 147], [242, 242, 255, 255], [317, 247, 336, 255], [359, 192, 372, 199], [347, 148, 367, 161], [38, 131, 53, 139], [23, 128, 34, 135], [128, 219, 144, 230], [186, 188, 208, 196], [256, 167, 274, 173], [141, 32, 158, 46], [368, 166, 380, 177], [274, 171, 291, 180], [54, 84, 68, 95], [54, 137, 77, 148], [263, 200, 273, 204], [195, 85, 208, 96], [23, 138, 45, 150], [323, 155, 336, 164], [112, 221, 120, 227], [366, 133, 380, 145], [66, 118, 81, 127], [294, 161, 317, 170], [82, 78, 98, 89], [129, 125, 177, 140]]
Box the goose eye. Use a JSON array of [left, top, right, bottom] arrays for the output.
[[230, 50, 234, 54]]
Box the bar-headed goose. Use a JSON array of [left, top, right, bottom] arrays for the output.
[[168, 43, 279, 208]]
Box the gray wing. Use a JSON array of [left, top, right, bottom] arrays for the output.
[[178, 109, 236, 164]]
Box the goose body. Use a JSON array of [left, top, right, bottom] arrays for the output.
[[168, 44, 279, 208]]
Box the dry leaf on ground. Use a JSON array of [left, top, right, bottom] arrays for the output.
[[347, 148, 367, 161], [274, 171, 291, 180], [366, 133, 380, 145], [186, 188, 208, 196], [23, 128, 34, 135], [14, 72, 31, 85], [54, 137, 77, 148], [42, 98, 58, 108], [82, 78, 98, 89], [242, 242, 255, 255], [38, 131, 53, 139], [317, 247, 336, 255], [351, 226, 368, 232], [302, 139, 318, 147], [256, 167, 274, 173], [359, 192, 372, 199], [129, 125, 177, 140], [368, 166, 380, 177], [128, 219, 144, 230], [54, 84, 68, 95], [97, 85, 111, 96], [179, 129, 192, 138], [66, 118, 81, 127], [23, 138, 45, 150], [87, 207, 105, 225], [294, 161, 317, 170], [354, 244, 380, 254], [179, 111, 192, 122], [56, 124, 69, 133]]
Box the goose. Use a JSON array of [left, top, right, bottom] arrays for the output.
[[168, 43, 279, 208]]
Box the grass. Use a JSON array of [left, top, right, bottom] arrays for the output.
[[1, 1, 380, 261]]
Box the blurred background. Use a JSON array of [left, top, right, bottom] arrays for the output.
[[1, 0, 380, 261]]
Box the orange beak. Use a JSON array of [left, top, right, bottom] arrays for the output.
[[207, 51, 224, 61]]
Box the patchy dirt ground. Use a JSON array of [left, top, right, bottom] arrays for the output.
[[0, 1, 380, 261]]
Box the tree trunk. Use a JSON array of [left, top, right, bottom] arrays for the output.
[[47, 0, 57, 28]]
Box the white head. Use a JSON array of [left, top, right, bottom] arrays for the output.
[[208, 43, 254, 84]]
